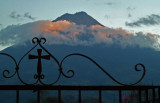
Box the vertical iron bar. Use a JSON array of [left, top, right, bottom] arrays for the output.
[[152, 88, 155, 103], [79, 90, 81, 103], [16, 90, 19, 103], [99, 89, 102, 103], [145, 89, 148, 103], [58, 89, 61, 103], [138, 89, 141, 103], [119, 90, 122, 103], [158, 87, 160, 103], [37, 90, 40, 103]]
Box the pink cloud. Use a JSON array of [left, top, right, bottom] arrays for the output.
[[0, 20, 160, 50]]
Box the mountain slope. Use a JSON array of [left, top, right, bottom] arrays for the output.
[[0, 42, 160, 85]]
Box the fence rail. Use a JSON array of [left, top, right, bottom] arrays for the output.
[[0, 85, 160, 103], [0, 85, 159, 90]]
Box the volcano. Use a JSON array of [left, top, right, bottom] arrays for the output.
[[0, 11, 160, 86], [1, 11, 160, 103], [53, 11, 104, 26]]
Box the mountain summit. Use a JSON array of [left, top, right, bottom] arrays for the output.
[[53, 11, 103, 26]]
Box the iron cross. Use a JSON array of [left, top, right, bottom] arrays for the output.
[[28, 49, 50, 78]]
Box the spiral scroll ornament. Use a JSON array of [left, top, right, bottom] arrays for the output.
[[0, 37, 146, 86]]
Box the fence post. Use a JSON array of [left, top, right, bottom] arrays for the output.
[[99, 89, 102, 103], [37, 90, 40, 103], [152, 88, 155, 103], [16, 90, 19, 103], [79, 89, 81, 103], [58, 89, 61, 103], [145, 89, 148, 103], [119, 90, 122, 103], [138, 89, 141, 103]]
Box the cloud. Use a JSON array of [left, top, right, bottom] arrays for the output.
[[9, 11, 22, 20], [0, 24, 3, 30], [105, 2, 113, 6], [94, 2, 115, 6], [128, 13, 132, 18], [9, 11, 36, 20], [0, 24, 2, 28], [127, 7, 135, 11], [24, 12, 36, 20], [104, 15, 110, 19], [0, 20, 160, 51], [126, 14, 160, 27], [126, 7, 135, 18]]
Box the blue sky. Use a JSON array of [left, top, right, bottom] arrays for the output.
[[0, 0, 160, 51], [1, 0, 160, 33]]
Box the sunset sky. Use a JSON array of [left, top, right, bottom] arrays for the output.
[[0, 0, 160, 34], [0, 0, 160, 51]]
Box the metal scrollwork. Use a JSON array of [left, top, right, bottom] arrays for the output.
[[0, 53, 18, 78], [60, 53, 146, 86], [0, 37, 146, 86]]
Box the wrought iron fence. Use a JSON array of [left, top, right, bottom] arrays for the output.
[[0, 37, 159, 103]]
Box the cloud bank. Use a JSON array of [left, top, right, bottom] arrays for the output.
[[9, 11, 36, 20], [126, 14, 160, 27], [0, 20, 160, 50]]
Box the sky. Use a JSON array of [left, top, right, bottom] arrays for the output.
[[0, 0, 160, 50], [1, 0, 160, 32]]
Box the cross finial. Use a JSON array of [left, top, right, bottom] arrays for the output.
[[28, 49, 50, 79]]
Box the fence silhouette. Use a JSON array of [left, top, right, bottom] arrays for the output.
[[0, 37, 159, 103]]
